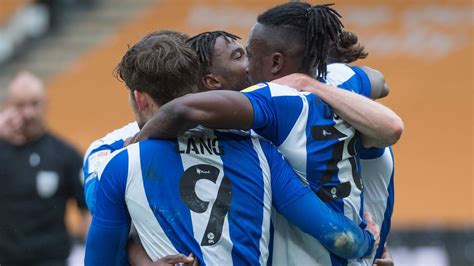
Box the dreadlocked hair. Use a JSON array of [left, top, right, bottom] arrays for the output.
[[187, 31, 241, 75], [257, 2, 344, 79], [328, 30, 368, 64]]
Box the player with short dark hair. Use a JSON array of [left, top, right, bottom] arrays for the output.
[[115, 33, 199, 109], [84, 31, 379, 265], [84, 30, 193, 214]]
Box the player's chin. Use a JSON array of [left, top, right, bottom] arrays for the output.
[[232, 78, 252, 91], [240, 74, 254, 87]]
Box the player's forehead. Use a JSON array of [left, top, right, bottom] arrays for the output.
[[248, 23, 264, 44], [213, 36, 243, 58], [247, 23, 270, 53]]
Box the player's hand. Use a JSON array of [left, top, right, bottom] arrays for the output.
[[272, 73, 321, 92], [124, 132, 141, 147], [373, 246, 394, 266], [151, 253, 197, 266], [0, 107, 26, 145], [364, 212, 380, 255], [124, 137, 134, 147]]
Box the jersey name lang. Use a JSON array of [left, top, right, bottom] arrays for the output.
[[178, 137, 224, 155]]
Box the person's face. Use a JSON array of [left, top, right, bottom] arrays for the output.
[[7, 78, 45, 138], [246, 23, 274, 84], [208, 36, 250, 91]]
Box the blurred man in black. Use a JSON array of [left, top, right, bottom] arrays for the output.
[[0, 71, 88, 266]]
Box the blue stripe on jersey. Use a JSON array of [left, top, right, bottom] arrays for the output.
[[138, 141, 204, 262], [304, 94, 345, 213], [245, 83, 304, 146], [93, 149, 130, 227], [347, 66, 372, 98], [330, 254, 347, 266], [86, 149, 130, 265], [267, 221, 274, 266], [214, 132, 264, 265], [84, 178, 97, 214], [359, 147, 386, 159], [375, 148, 395, 260]]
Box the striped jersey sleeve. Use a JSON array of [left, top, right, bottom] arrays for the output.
[[326, 63, 372, 97], [242, 83, 306, 147], [85, 149, 131, 265], [83, 122, 139, 213]]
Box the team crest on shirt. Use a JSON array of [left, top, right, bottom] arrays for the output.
[[240, 83, 267, 92], [36, 170, 59, 198]]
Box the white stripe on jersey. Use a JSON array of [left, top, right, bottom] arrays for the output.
[[272, 211, 332, 266], [267, 84, 331, 266], [268, 83, 309, 185], [326, 63, 358, 91], [268, 65, 366, 266], [84, 122, 139, 159], [335, 122, 362, 225], [251, 138, 272, 266], [178, 131, 233, 265], [97, 149, 122, 181], [125, 144, 178, 261], [360, 148, 393, 266]]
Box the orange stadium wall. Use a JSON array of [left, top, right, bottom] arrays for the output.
[[43, 0, 473, 229]]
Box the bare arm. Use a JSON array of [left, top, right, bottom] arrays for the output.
[[358, 66, 389, 99], [273, 74, 403, 148], [135, 91, 253, 141]]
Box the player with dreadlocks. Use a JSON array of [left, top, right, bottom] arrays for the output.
[[246, 3, 342, 84], [187, 31, 250, 91], [245, 4, 388, 266], [137, 2, 403, 265]]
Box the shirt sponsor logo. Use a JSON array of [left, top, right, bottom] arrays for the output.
[[322, 129, 332, 136], [88, 150, 111, 173]]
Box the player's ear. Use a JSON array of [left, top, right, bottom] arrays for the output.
[[271, 52, 284, 75], [203, 74, 222, 91], [133, 90, 148, 111]]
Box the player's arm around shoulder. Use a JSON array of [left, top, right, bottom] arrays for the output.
[[135, 90, 254, 141], [357, 66, 389, 100], [274, 73, 403, 148]]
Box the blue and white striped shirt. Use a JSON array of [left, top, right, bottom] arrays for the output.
[[85, 129, 374, 265], [242, 63, 372, 266]]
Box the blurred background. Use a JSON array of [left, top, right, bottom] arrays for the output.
[[0, 0, 472, 265]]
